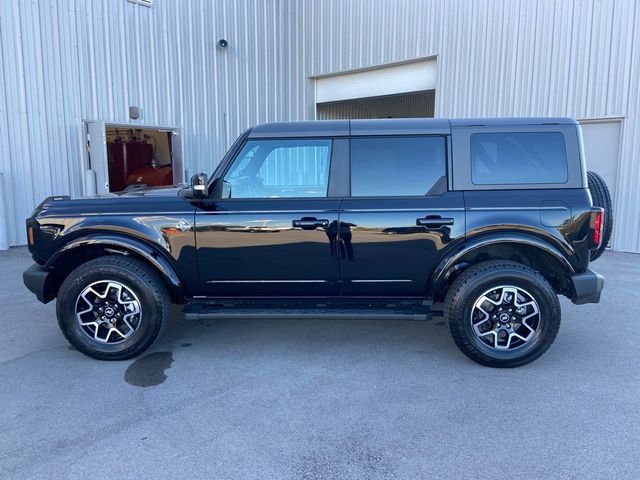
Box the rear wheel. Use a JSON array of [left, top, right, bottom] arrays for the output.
[[445, 260, 561, 368], [587, 170, 613, 261], [57, 256, 170, 360]]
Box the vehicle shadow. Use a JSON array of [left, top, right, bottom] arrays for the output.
[[153, 305, 464, 366]]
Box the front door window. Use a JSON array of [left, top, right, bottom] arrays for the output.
[[222, 139, 332, 199]]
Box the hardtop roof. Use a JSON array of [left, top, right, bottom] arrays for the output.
[[248, 117, 578, 138]]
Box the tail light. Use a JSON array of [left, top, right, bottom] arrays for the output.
[[590, 207, 604, 249]]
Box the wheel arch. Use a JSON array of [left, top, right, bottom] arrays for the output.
[[429, 234, 575, 300], [45, 234, 184, 302]]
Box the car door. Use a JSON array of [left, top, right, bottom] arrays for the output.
[[339, 134, 465, 296], [194, 137, 345, 297]]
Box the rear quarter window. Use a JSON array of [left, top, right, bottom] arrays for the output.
[[470, 132, 568, 185]]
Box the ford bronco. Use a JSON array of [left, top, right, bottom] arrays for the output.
[[23, 118, 611, 367]]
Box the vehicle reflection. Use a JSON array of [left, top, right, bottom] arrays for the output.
[[326, 220, 356, 260]]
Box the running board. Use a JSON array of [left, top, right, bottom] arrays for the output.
[[182, 303, 433, 321]]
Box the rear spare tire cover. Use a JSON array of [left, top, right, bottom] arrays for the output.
[[587, 170, 613, 261]]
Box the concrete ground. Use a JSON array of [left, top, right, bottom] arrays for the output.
[[1, 247, 639, 480]]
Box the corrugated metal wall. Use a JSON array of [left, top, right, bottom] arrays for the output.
[[0, 0, 288, 247], [290, 0, 640, 253], [1, 0, 639, 252]]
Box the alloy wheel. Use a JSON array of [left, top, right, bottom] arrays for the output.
[[470, 285, 541, 351], [74, 280, 142, 344]]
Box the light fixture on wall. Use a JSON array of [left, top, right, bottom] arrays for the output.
[[129, 106, 140, 119], [217, 39, 229, 49]]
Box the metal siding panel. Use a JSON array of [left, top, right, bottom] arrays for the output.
[[0, 3, 15, 245], [613, 1, 640, 252], [607, 0, 635, 114], [1, 1, 36, 246], [300, 0, 639, 252], [4, 1, 198, 243]]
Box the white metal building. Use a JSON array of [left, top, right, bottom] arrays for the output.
[[1, 0, 639, 252]]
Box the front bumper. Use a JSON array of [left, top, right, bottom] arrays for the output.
[[570, 269, 604, 305], [23, 263, 55, 304]]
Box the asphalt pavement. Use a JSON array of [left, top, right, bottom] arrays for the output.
[[1, 246, 639, 479]]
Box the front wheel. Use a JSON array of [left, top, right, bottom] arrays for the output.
[[56, 256, 170, 360], [445, 261, 561, 368]]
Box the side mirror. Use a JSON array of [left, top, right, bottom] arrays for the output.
[[190, 173, 208, 198]]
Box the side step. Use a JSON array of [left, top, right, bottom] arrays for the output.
[[182, 303, 433, 321]]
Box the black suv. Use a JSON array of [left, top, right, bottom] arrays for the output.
[[23, 118, 611, 367]]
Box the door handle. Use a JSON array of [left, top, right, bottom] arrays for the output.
[[416, 216, 454, 228], [292, 218, 330, 230]]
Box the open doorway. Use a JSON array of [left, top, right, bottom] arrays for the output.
[[85, 122, 182, 194], [317, 90, 435, 119], [314, 58, 437, 120], [105, 126, 173, 192]]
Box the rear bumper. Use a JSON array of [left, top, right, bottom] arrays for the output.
[[570, 269, 604, 305], [23, 263, 54, 304]]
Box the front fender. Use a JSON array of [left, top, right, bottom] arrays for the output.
[[46, 234, 183, 298], [428, 233, 575, 297]]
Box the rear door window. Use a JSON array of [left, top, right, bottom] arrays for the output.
[[470, 132, 568, 185], [350, 136, 446, 196]]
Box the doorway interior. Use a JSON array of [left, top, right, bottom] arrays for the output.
[[314, 58, 437, 120], [317, 90, 435, 119], [85, 122, 182, 194], [105, 126, 174, 192]]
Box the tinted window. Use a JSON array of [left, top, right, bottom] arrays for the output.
[[223, 139, 331, 198], [350, 136, 446, 197], [471, 132, 568, 185]]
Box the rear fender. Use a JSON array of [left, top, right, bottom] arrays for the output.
[[429, 233, 575, 297]]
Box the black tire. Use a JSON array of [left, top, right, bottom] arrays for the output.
[[445, 260, 561, 368], [57, 256, 170, 360], [587, 170, 613, 261]]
